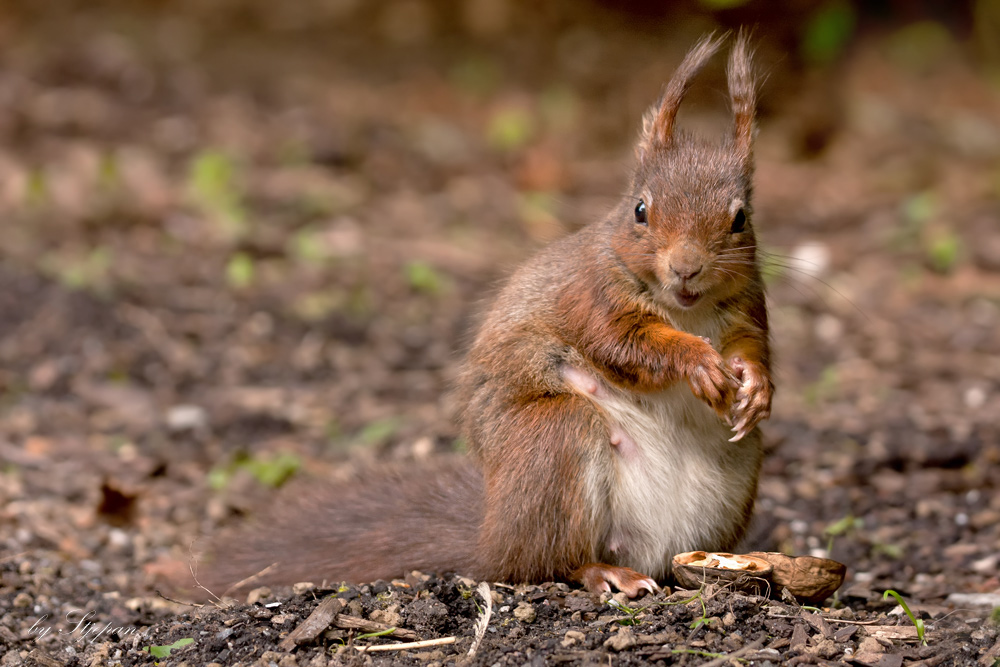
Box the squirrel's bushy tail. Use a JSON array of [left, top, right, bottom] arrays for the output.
[[197, 457, 483, 596]]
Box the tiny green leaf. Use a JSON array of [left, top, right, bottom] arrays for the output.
[[145, 638, 194, 658]]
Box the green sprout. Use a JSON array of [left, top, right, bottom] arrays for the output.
[[144, 638, 194, 658], [883, 589, 927, 646], [607, 598, 643, 626], [355, 627, 396, 640], [688, 593, 713, 631]]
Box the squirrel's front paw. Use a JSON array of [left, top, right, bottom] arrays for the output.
[[727, 356, 773, 441], [685, 341, 738, 418]]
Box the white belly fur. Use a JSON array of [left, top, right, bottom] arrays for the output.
[[599, 383, 758, 579], [563, 355, 761, 580]]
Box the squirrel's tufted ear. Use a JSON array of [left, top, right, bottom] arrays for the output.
[[727, 30, 757, 172], [637, 33, 725, 160]]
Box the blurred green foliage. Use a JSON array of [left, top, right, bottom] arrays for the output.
[[801, 0, 856, 66], [359, 417, 401, 446], [758, 247, 785, 285], [895, 191, 963, 274], [225, 252, 255, 288], [886, 21, 954, 73], [209, 451, 302, 490], [44, 247, 112, 292], [26, 168, 48, 207], [405, 260, 445, 295], [289, 227, 330, 265], [539, 85, 580, 135], [188, 150, 246, 237], [487, 106, 535, 152], [450, 55, 503, 98], [804, 365, 839, 406], [924, 228, 961, 274]]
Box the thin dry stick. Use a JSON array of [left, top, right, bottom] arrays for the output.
[[467, 582, 493, 658], [768, 614, 881, 625], [355, 637, 457, 652]]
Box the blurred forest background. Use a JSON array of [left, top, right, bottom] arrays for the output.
[[0, 0, 999, 631]]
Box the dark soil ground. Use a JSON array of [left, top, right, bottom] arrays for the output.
[[1, 1, 999, 665]]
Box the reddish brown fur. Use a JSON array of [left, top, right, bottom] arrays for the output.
[[198, 35, 771, 598]]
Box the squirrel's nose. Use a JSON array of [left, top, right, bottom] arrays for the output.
[[670, 263, 702, 281]]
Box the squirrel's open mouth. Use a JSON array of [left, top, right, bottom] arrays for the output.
[[674, 289, 701, 308]]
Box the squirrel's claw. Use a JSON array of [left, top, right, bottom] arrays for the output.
[[725, 357, 773, 442]]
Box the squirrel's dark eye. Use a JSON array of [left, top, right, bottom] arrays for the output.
[[634, 200, 648, 225], [730, 208, 747, 234]]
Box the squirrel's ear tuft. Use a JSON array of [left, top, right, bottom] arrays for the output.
[[637, 33, 725, 160], [728, 30, 757, 171]]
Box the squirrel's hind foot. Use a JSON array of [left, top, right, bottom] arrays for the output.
[[573, 563, 659, 598]]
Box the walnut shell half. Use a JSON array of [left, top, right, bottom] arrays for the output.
[[748, 552, 847, 604], [672, 551, 774, 595]]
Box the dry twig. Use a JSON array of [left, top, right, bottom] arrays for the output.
[[355, 637, 457, 652]]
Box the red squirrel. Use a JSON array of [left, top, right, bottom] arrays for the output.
[[203, 33, 772, 599]]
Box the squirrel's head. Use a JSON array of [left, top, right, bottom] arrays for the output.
[[614, 33, 758, 313]]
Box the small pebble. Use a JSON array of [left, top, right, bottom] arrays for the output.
[[246, 587, 272, 605], [945, 592, 1000, 608], [166, 404, 208, 432], [291, 582, 316, 595], [603, 627, 637, 652], [513, 601, 536, 623]]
